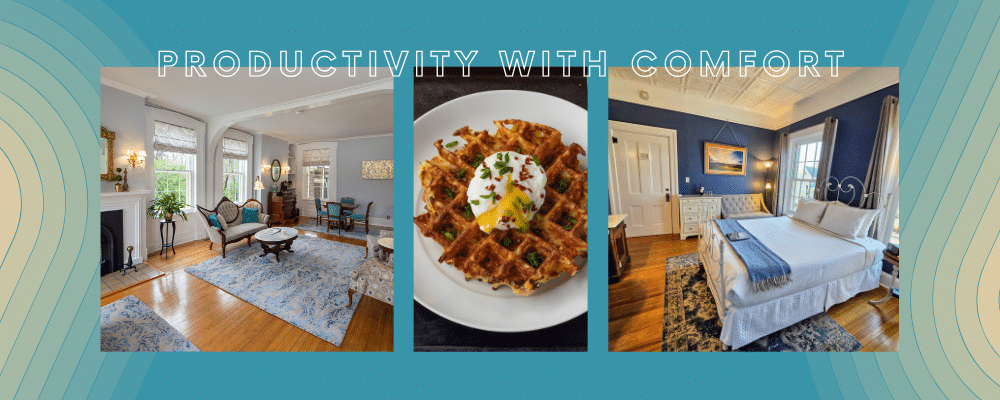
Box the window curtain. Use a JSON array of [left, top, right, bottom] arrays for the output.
[[774, 133, 790, 216], [153, 121, 198, 154], [222, 138, 249, 160], [862, 96, 900, 242], [302, 148, 331, 167], [813, 117, 838, 200]]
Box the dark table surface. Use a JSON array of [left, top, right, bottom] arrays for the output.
[[412, 67, 589, 352]]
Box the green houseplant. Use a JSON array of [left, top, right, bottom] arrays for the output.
[[112, 168, 124, 192], [147, 192, 189, 221]]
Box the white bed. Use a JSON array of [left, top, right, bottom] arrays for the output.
[[697, 215, 884, 349]]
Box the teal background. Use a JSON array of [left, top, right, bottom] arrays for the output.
[[0, 0, 995, 398]]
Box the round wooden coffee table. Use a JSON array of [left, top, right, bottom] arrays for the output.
[[254, 227, 298, 262]]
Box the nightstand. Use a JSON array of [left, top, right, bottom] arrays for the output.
[[870, 249, 899, 305]]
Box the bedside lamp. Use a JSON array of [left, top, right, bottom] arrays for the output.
[[254, 176, 265, 200], [763, 160, 773, 169], [765, 182, 772, 190]]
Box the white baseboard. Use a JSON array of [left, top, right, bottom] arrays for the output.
[[369, 217, 392, 228]]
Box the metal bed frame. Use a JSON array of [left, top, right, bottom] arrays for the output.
[[696, 176, 890, 350]]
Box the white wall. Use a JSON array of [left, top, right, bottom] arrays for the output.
[[99, 85, 146, 192]]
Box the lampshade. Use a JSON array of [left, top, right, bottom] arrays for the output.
[[254, 176, 265, 190], [765, 182, 772, 189], [763, 161, 773, 168]]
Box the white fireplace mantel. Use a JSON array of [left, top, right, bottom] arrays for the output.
[[101, 190, 150, 264]]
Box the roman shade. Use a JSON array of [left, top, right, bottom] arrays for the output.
[[222, 137, 249, 160], [302, 148, 331, 167], [153, 121, 198, 154]]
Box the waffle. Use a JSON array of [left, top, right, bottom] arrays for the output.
[[414, 119, 588, 296]]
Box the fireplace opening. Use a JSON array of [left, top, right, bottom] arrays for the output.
[[100, 210, 123, 276]]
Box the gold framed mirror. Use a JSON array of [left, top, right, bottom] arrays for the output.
[[100, 127, 116, 181]]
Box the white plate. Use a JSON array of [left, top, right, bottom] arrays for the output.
[[413, 90, 589, 332]]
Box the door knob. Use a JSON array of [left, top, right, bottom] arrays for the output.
[[664, 189, 670, 202]]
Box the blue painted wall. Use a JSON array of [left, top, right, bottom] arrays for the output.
[[777, 84, 900, 206], [334, 135, 394, 222], [609, 100, 779, 198]]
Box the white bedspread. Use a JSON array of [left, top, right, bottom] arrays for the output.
[[705, 216, 884, 308]]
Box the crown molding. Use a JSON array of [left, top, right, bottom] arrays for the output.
[[100, 77, 155, 99], [775, 68, 899, 129]]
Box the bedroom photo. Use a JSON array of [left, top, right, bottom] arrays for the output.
[[98, 67, 394, 352], [607, 66, 900, 352]]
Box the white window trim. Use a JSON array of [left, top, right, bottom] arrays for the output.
[[782, 123, 824, 214], [217, 129, 254, 204], [295, 141, 338, 218], [145, 107, 206, 214]]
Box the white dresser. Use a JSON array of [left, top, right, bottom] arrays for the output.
[[678, 195, 721, 240]]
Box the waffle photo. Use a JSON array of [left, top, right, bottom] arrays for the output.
[[413, 68, 588, 351], [608, 66, 900, 352]]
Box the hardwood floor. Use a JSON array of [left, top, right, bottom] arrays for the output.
[[101, 218, 393, 352], [608, 234, 899, 352]]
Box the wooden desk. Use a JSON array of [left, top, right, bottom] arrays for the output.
[[609, 214, 630, 284]]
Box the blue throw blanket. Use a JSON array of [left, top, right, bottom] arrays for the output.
[[715, 219, 792, 292]]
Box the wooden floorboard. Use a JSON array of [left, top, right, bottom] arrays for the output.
[[102, 218, 393, 352], [608, 234, 899, 352]]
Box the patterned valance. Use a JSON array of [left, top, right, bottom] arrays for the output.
[[302, 148, 330, 167], [223, 138, 249, 160], [153, 121, 197, 154]]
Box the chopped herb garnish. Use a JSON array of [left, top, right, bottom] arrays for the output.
[[456, 168, 466, 179], [445, 140, 459, 148], [525, 252, 544, 268], [515, 147, 522, 153], [480, 167, 492, 179], [517, 224, 528, 233], [498, 166, 513, 175], [532, 155, 541, 165], [521, 199, 535, 212], [441, 229, 457, 241], [556, 178, 570, 193], [471, 154, 484, 167], [462, 204, 473, 219], [563, 216, 577, 231], [471, 200, 480, 206], [480, 194, 493, 199], [444, 187, 455, 199], [501, 237, 512, 247]]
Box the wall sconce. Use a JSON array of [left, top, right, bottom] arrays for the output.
[[124, 149, 146, 168], [765, 182, 772, 190], [261, 164, 271, 174], [281, 165, 291, 174]]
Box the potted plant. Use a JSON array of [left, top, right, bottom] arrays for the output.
[[113, 168, 124, 192], [147, 192, 189, 222]]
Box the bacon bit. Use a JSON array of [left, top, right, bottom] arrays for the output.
[[486, 184, 496, 191], [531, 205, 538, 212]]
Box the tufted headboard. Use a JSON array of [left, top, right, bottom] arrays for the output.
[[720, 193, 770, 217]]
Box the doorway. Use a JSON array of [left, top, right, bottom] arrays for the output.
[[609, 121, 679, 237]]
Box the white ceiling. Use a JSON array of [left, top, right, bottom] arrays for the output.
[[101, 67, 393, 142], [609, 66, 897, 130]]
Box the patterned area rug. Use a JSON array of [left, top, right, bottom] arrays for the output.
[[185, 235, 366, 347], [662, 253, 863, 352], [101, 295, 199, 352], [294, 219, 389, 241]]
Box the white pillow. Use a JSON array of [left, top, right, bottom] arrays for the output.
[[818, 204, 873, 238], [791, 198, 827, 226], [829, 201, 880, 237]]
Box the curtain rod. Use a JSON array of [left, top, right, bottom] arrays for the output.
[[782, 117, 837, 136]]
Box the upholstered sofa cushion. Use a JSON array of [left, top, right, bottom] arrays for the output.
[[720, 193, 771, 220], [224, 223, 268, 240]]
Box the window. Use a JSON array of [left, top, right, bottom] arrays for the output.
[[891, 207, 899, 246], [785, 130, 823, 212], [222, 137, 249, 203], [305, 166, 329, 199], [152, 121, 198, 208], [302, 148, 331, 200]]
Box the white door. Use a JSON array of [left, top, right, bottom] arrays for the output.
[[609, 121, 678, 237]]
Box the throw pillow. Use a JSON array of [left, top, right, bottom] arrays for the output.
[[208, 213, 223, 230], [818, 204, 871, 238], [830, 201, 881, 237], [791, 198, 827, 226], [242, 207, 259, 224]]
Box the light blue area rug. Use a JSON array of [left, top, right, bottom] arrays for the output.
[[101, 295, 200, 352], [294, 218, 389, 241], [185, 235, 366, 346]]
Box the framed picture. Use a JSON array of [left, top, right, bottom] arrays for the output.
[[362, 160, 393, 179], [100, 127, 116, 181], [704, 142, 746, 176]]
